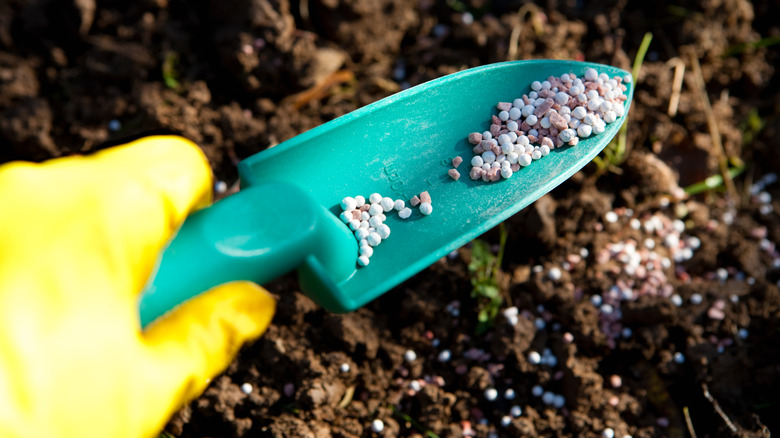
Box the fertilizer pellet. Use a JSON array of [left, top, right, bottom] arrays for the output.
[[241, 383, 253, 394], [377, 224, 391, 239], [367, 232, 382, 247], [368, 216, 383, 228], [371, 419, 384, 433], [355, 228, 369, 240], [399, 207, 412, 219], [419, 202, 433, 215], [358, 255, 370, 266], [380, 197, 395, 212], [341, 196, 357, 211], [484, 388, 498, 401]]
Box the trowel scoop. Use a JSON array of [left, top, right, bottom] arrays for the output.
[[139, 60, 634, 327]]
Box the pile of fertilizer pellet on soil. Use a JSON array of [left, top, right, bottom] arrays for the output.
[[338, 191, 432, 267], [456, 67, 630, 182]]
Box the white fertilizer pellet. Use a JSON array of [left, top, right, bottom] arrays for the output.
[[464, 68, 628, 182], [371, 419, 384, 433], [380, 197, 395, 212], [369, 193, 382, 204]]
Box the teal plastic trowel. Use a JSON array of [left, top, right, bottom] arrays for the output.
[[139, 60, 634, 327]]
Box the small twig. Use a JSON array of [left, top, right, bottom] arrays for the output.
[[288, 70, 355, 110], [683, 406, 697, 438], [689, 52, 738, 204], [667, 57, 685, 117], [702, 383, 739, 434]]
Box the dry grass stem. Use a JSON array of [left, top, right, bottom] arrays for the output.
[[667, 57, 685, 117], [689, 52, 738, 204], [702, 383, 739, 434], [684, 406, 697, 438], [507, 3, 544, 61]]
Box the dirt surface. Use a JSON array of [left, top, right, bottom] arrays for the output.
[[2, 0, 779, 437]]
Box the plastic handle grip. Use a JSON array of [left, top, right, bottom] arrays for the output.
[[138, 181, 356, 328]]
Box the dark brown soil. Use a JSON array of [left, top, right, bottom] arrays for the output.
[[2, 1, 779, 437]]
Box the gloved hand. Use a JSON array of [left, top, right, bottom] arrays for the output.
[[0, 136, 276, 437]]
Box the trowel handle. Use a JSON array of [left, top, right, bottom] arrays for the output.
[[137, 181, 356, 328]]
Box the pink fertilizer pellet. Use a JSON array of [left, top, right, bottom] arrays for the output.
[[464, 67, 628, 182]]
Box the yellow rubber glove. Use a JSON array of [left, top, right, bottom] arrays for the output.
[[0, 136, 276, 438]]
